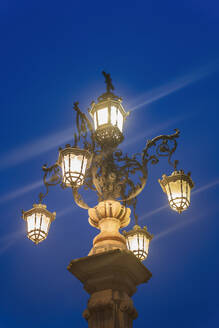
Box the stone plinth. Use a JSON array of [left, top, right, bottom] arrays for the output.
[[68, 249, 152, 328], [88, 200, 131, 255]]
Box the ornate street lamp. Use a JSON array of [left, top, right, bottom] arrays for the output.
[[22, 203, 56, 244], [159, 170, 194, 213], [21, 72, 195, 327], [58, 145, 92, 187], [123, 225, 153, 261]]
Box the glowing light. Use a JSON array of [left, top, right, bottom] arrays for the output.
[[97, 107, 108, 125], [59, 146, 91, 187], [159, 170, 194, 213], [111, 106, 123, 132], [123, 225, 153, 261], [22, 204, 56, 244], [89, 97, 128, 145]]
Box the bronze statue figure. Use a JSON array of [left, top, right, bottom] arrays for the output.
[[102, 71, 114, 93]]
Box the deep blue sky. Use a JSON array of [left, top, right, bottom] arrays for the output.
[[1, 1, 219, 327]]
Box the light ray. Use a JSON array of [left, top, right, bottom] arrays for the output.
[[153, 216, 200, 242], [130, 63, 217, 112], [153, 206, 219, 242], [193, 179, 219, 195], [139, 205, 168, 222], [0, 179, 43, 204], [139, 178, 219, 222], [0, 229, 25, 256], [57, 206, 76, 218], [0, 127, 73, 171], [122, 113, 191, 149]]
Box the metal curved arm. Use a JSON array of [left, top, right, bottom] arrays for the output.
[[73, 102, 95, 152], [38, 163, 63, 202], [142, 129, 180, 169], [72, 188, 90, 210]]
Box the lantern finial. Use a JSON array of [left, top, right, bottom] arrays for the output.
[[102, 71, 114, 93]]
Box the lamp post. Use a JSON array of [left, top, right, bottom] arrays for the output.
[[21, 72, 194, 327]]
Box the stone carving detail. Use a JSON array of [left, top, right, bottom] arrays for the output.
[[88, 200, 130, 228], [68, 250, 152, 328], [88, 200, 131, 255], [83, 289, 138, 328]]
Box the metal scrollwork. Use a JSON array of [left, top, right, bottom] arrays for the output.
[[113, 151, 148, 202], [38, 163, 63, 202], [39, 123, 180, 213], [72, 188, 90, 210], [73, 102, 95, 152], [142, 129, 180, 169], [85, 129, 180, 203], [38, 73, 181, 224]]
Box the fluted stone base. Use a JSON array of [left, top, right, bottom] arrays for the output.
[[88, 200, 131, 255], [68, 249, 152, 328]]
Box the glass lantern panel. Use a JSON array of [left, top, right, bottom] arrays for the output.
[[167, 179, 190, 211], [97, 107, 108, 126], [82, 157, 88, 175], [70, 154, 83, 176], [61, 152, 88, 186], [27, 214, 35, 233], [182, 180, 191, 202], [127, 234, 138, 252], [142, 234, 150, 255], [94, 112, 97, 130], [35, 213, 41, 230], [166, 180, 180, 210], [62, 154, 69, 173], [127, 232, 150, 260], [41, 215, 50, 234], [117, 110, 123, 132], [111, 106, 117, 126]]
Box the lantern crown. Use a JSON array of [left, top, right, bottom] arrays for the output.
[[123, 225, 153, 240], [22, 203, 56, 221]]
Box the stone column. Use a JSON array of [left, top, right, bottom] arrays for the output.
[[68, 200, 152, 327], [68, 249, 152, 328]]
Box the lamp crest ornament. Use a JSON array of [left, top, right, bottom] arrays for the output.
[[102, 71, 115, 93]]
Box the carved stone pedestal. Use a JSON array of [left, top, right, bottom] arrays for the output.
[[88, 200, 131, 255], [68, 249, 152, 328]]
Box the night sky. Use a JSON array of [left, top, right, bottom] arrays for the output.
[[1, 1, 219, 327]]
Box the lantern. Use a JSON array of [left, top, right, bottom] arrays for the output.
[[58, 145, 92, 187], [123, 225, 153, 261], [89, 95, 129, 146], [159, 170, 194, 213], [22, 203, 56, 244]]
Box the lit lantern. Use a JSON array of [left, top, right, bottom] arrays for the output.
[[123, 225, 153, 261], [58, 145, 92, 187], [22, 203, 56, 244], [159, 170, 194, 213], [89, 96, 129, 146]]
